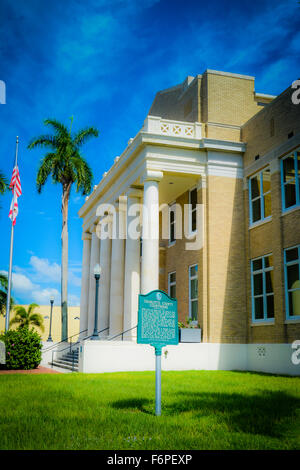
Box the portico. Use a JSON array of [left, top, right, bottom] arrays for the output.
[[78, 114, 245, 341]]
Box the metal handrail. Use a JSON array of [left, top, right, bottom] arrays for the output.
[[50, 324, 138, 371], [42, 328, 88, 353], [108, 325, 137, 341], [50, 327, 109, 370], [56, 327, 109, 355]]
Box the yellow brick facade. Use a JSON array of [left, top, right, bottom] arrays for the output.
[[154, 71, 300, 345], [242, 83, 300, 345]]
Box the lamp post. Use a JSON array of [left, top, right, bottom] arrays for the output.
[[91, 264, 101, 340], [47, 295, 55, 342]]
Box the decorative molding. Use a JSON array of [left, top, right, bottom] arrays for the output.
[[126, 188, 143, 199], [82, 232, 92, 241], [142, 169, 163, 183], [204, 69, 255, 81]]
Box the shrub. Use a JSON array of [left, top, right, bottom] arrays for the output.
[[0, 327, 42, 370]]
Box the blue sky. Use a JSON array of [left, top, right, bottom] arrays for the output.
[[0, 0, 299, 307]]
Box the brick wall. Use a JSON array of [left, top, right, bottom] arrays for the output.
[[242, 85, 300, 167]]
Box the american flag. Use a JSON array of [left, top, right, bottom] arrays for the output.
[[8, 166, 22, 225]]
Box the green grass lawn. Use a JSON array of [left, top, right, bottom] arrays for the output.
[[0, 370, 299, 450]]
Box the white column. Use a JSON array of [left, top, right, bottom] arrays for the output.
[[87, 229, 100, 336], [123, 189, 142, 340], [98, 216, 112, 338], [109, 198, 126, 338], [79, 233, 91, 340], [141, 170, 163, 294]]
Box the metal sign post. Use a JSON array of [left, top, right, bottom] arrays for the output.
[[155, 346, 162, 416], [137, 290, 178, 416]]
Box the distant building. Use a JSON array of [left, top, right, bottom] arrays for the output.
[[78, 70, 300, 375], [0, 305, 80, 343]]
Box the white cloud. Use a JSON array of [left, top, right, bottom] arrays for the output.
[[31, 287, 60, 305], [29, 256, 60, 282], [29, 255, 81, 286], [0, 270, 38, 292]]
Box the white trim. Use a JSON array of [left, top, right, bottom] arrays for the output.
[[250, 321, 275, 327], [188, 186, 198, 236], [189, 263, 198, 322], [255, 92, 277, 100], [168, 271, 176, 298], [205, 69, 255, 81], [281, 205, 300, 217], [168, 202, 176, 246], [249, 216, 272, 230]]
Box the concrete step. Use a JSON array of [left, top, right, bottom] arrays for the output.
[[63, 353, 79, 360], [50, 360, 79, 372], [53, 358, 78, 367]]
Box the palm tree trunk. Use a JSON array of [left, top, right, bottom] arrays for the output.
[[61, 183, 71, 341]]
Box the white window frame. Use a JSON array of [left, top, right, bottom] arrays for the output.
[[251, 254, 274, 323], [284, 244, 300, 320], [188, 264, 198, 323], [249, 167, 271, 226], [189, 187, 198, 235], [281, 150, 300, 212], [168, 271, 176, 299]]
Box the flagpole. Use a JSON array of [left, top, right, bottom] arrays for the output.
[[5, 136, 19, 332]]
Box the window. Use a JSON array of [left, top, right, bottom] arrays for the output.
[[251, 254, 274, 322], [189, 264, 198, 322], [169, 203, 176, 244], [249, 168, 271, 224], [168, 272, 176, 299], [284, 245, 300, 319], [189, 187, 197, 233], [281, 150, 300, 210]]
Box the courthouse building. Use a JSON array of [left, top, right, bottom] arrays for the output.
[[77, 70, 300, 375]]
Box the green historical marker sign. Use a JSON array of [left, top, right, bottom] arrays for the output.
[[137, 289, 178, 350], [137, 290, 178, 416]]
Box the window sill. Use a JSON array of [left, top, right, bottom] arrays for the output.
[[251, 320, 275, 326], [186, 231, 197, 240], [285, 318, 300, 324], [281, 205, 300, 217], [249, 217, 272, 230], [168, 241, 176, 248]]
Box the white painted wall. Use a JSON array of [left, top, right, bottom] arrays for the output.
[[41, 340, 300, 376], [77, 341, 300, 376], [246, 343, 300, 376]]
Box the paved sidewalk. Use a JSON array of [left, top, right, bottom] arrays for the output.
[[0, 365, 61, 374]]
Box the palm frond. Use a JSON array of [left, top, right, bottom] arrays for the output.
[[0, 171, 8, 194], [70, 154, 93, 195], [73, 127, 99, 148], [13, 306, 28, 319], [0, 273, 8, 290], [28, 303, 40, 315], [44, 119, 69, 138], [29, 313, 44, 332], [36, 153, 57, 193], [27, 135, 58, 150]]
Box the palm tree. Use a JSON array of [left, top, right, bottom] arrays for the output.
[[0, 273, 14, 317], [0, 171, 8, 194], [10, 303, 44, 332], [28, 118, 98, 341], [0, 171, 8, 210]]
